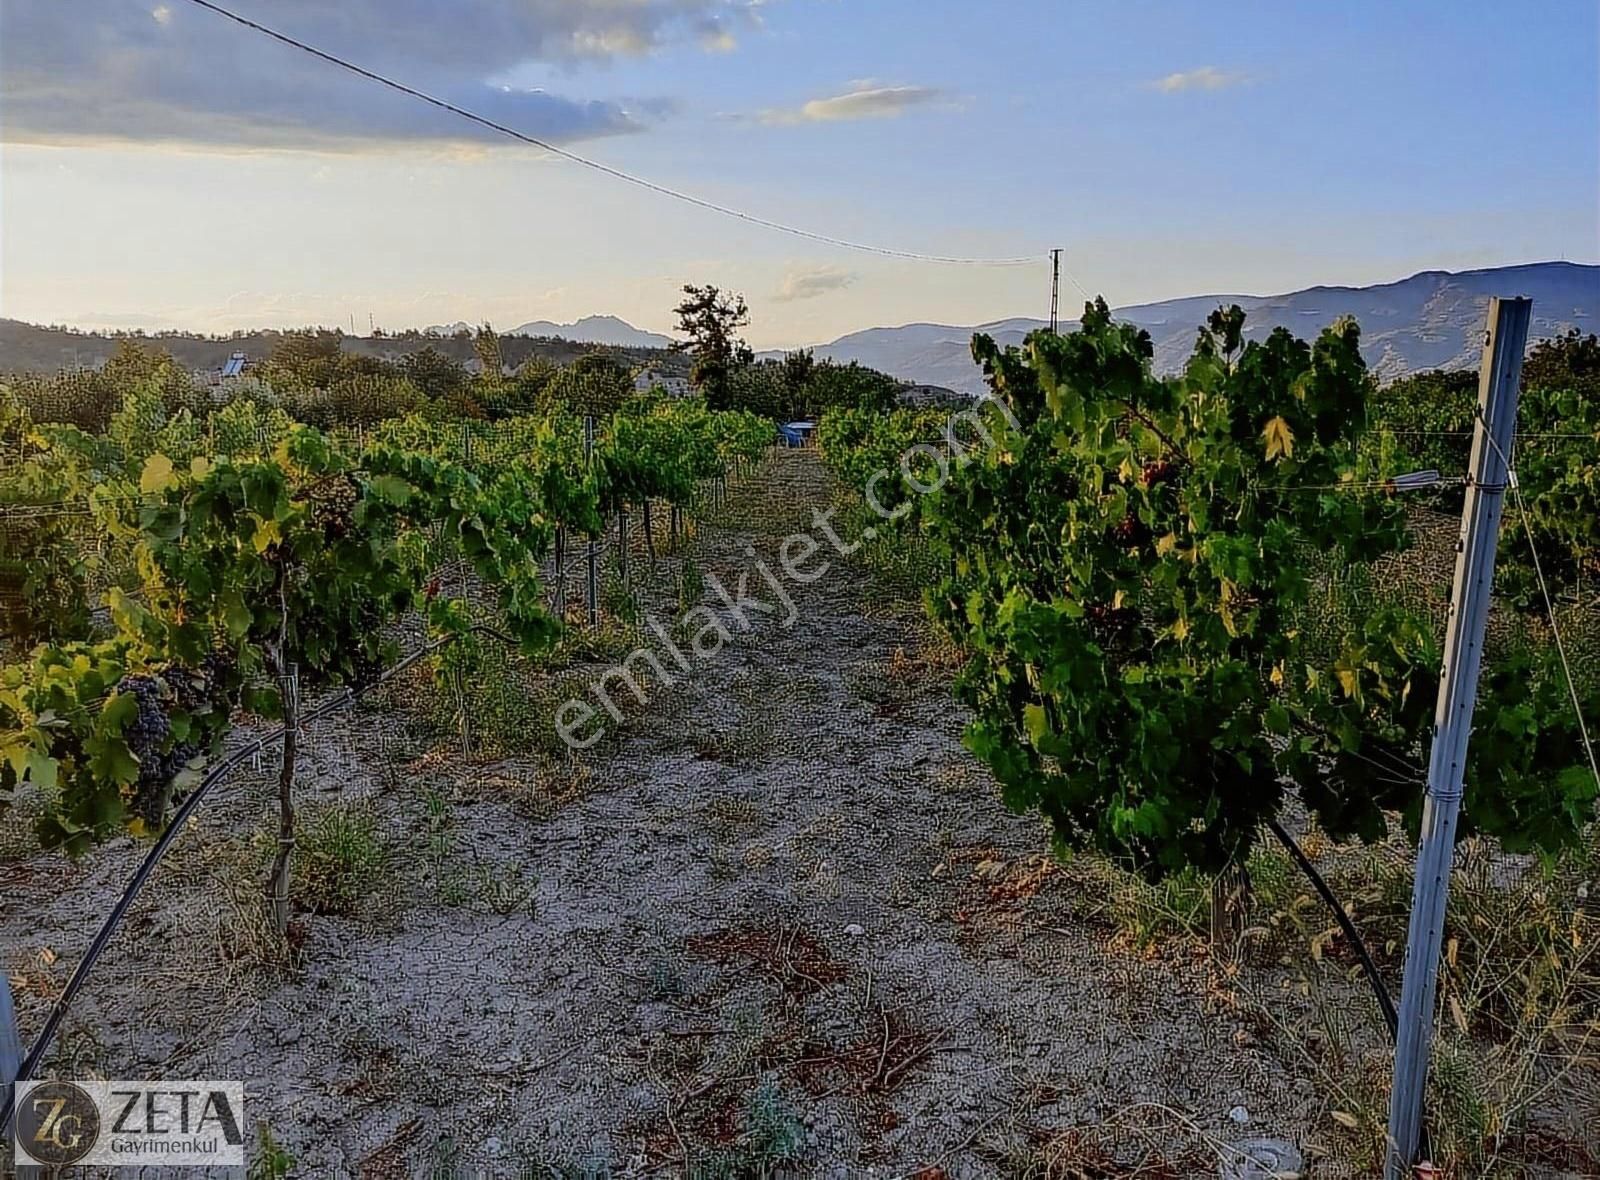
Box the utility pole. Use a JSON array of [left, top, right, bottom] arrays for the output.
[[1049, 248, 1062, 334], [1384, 296, 1531, 1177]]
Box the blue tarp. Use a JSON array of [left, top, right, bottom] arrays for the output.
[[778, 420, 816, 448]]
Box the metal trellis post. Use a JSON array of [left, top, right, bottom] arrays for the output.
[[1383, 296, 1531, 1177]]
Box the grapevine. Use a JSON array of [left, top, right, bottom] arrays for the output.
[[0, 384, 764, 857], [820, 300, 1597, 878]]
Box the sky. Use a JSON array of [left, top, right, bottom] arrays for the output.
[[1, 0, 1596, 350]]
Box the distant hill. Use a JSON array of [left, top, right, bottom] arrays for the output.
[[785, 262, 1598, 394], [0, 322, 678, 375], [420, 315, 674, 349], [6, 263, 1591, 386], [506, 315, 674, 350]]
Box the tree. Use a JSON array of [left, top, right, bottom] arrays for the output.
[[725, 361, 789, 420], [101, 338, 166, 388], [101, 339, 207, 420], [722, 356, 902, 421], [803, 360, 900, 417], [7, 370, 122, 433], [279, 374, 423, 429], [264, 330, 344, 390], [481, 357, 559, 420], [473, 322, 505, 379], [401, 346, 471, 407], [671, 285, 753, 409], [544, 354, 635, 418], [781, 349, 815, 399]]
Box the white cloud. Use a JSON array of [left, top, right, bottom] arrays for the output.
[[758, 83, 944, 126], [1150, 66, 1249, 94], [2, 0, 757, 150], [772, 265, 858, 302], [567, 27, 652, 57]]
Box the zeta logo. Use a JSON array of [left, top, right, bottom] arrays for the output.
[[13, 1080, 245, 1168], [16, 1080, 101, 1166]]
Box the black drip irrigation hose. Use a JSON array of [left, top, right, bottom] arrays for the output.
[[4, 619, 1423, 1150], [0, 628, 521, 1129], [1265, 815, 1399, 1039], [1262, 818, 1436, 1161]]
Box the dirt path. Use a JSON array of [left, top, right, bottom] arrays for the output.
[[3, 449, 1323, 1178]]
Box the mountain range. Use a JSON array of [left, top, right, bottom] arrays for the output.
[[427, 315, 675, 349], [4, 263, 1592, 383], [787, 262, 1597, 394], [475, 264, 1593, 379]]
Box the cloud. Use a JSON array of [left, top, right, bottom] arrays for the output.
[[1149, 66, 1249, 94], [697, 17, 739, 53], [772, 265, 858, 303], [0, 0, 758, 150], [758, 83, 944, 126], [73, 310, 182, 329]]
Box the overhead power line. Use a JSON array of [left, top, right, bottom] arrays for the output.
[[181, 0, 1050, 269]]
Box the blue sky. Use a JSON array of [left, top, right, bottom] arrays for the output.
[[2, 0, 1595, 348]]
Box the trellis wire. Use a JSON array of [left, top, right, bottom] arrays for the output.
[[1477, 423, 1600, 793]]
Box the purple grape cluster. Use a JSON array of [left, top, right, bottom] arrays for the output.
[[1109, 514, 1150, 547], [117, 674, 171, 758], [1141, 460, 1178, 488], [117, 653, 234, 827]]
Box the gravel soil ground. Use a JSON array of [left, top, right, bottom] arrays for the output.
[[2, 450, 1423, 1178]]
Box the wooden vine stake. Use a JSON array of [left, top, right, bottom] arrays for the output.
[[618, 508, 630, 598], [1209, 860, 1250, 960], [584, 415, 598, 625], [267, 662, 299, 937], [451, 656, 472, 759], [452, 422, 474, 756], [554, 526, 567, 618]]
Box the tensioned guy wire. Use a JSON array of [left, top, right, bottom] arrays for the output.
[[181, 0, 1050, 269], [1477, 419, 1600, 793]]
